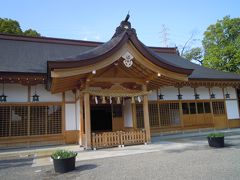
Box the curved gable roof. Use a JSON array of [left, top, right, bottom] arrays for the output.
[[48, 20, 193, 76]]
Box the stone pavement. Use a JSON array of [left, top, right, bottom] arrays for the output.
[[1, 128, 239, 168], [1, 128, 240, 180]]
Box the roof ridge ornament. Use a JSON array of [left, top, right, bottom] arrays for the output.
[[124, 12, 130, 22], [112, 13, 137, 38]]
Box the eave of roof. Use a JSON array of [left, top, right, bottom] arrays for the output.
[[0, 33, 103, 47]]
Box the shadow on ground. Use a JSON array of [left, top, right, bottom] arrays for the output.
[[41, 164, 98, 179], [0, 156, 33, 170], [74, 164, 98, 171]]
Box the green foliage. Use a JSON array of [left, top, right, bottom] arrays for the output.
[[182, 47, 203, 64], [0, 18, 22, 35], [23, 29, 41, 37], [202, 16, 240, 73], [207, 133, 224, 138], [0, 18, 40, 37], [51, 150, 77, 159]]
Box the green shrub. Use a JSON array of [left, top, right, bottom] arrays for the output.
[[51, 150, 77, 159], [207, 133, 224, 138]]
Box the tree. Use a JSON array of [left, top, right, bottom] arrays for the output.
[[179, 31, 203, 64], [182, 47, 203, 65], [23, 29, 40, 37], [0, 18, 22, 35], [202, 16, 240, 73], [0, 18, 40, 37]]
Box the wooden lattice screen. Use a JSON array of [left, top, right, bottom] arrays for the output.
[[212, 101, 225, 115], [136, 104, 144, 128], [159, 102, 180, 126], [149, 103, 159, 127], [0, 105, 62, 137], [136, 102, 181, 129]]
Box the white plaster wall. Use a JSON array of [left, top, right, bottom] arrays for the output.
[[75, 100, 80, 130], [223, 87, 237, 99], [123, 99, 133, 127], [31, 84, 62, 102], [211, 87, 224, 99], [65, 103, 77, 130], [4, 84, 28, 102], [65, 90, 75, 102], [148, 90, 157, 100], [180, 86, 195, 100], [196, 87, 210, 99], [226, 100, 240, 119], [161, 86, 178, 100]]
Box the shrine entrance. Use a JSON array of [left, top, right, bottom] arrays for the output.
[[48, 18, 192, 149], [90, 104, 112, 132]]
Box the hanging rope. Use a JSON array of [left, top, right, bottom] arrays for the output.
[[82, 87, 151, 97]]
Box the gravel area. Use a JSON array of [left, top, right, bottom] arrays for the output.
[[1, 133, 240, 180]]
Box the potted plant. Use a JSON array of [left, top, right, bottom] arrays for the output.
[[51, 150, 77, 173], [207, 133, 224, 148]]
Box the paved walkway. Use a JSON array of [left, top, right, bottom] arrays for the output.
[[1, 128, 240, 180], [0, 128, 239, 167]]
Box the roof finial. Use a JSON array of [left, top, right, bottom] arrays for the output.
[[124, 11, 130, 22]]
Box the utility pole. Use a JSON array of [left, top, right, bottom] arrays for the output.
[[160, 24, 169, 47]]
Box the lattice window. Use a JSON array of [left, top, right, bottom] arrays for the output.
[[159, 103, 180, 126], [10, 106, 28, 136], [47, 106, 62, 134], [149, 103, 159, 127], [204, 102, 211, 113], [212, 101, 225, 115], [197, 102, 204, 114], [30, 106, 47, 135], [169, 103, 180, 125], [159, 103, 169, 126], [0, 104, 62, 137], [189, 103, 196, 114], [0, 106, 10, 137], [182, 103, 189, 114], [136, 104, 144, 128]]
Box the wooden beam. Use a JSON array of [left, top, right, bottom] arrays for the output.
[[90, 77, 145, 84]]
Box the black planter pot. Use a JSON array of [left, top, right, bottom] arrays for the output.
[[52, 155, 76, 173], [207, 136, 224, 148]]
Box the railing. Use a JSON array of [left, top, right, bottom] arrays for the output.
[[91, 129, 146, 149]]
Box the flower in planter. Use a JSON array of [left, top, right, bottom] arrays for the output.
[[51, 150, 78, 173], [51, 150, 77, 160], [207, 133, 224, 138], [207, 133, 224, 148]]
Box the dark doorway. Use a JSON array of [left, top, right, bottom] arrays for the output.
[[90, 105, 112, 132], [237, 89, 240, 112]]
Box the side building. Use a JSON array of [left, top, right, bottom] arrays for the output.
[[0, 18, 240, 148]]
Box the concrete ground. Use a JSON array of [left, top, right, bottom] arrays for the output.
[[1, 129, 240, 180]]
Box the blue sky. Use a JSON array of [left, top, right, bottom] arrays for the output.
[[1, 0, 239, 49]]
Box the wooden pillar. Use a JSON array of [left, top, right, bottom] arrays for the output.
[[27, 85, 31, 136], [178, 88, 184, 129], [79, 93, 84, 145], [84, 92, 91, 149], [62, 92, 66, 134], [132, 103, 137, 129], [142, 85, 151, 143], [222, 87, 229, 128], [208, 87, 215, 128]]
